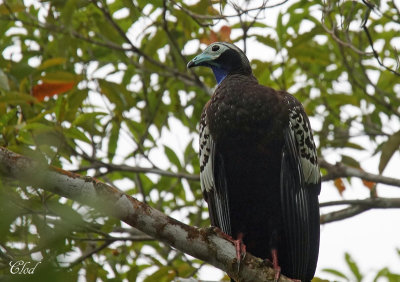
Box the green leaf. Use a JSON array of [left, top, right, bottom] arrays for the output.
[[344, 142, 365, 151], [0, 2, 25, 14], [64, 126, 91, 144], [143, 266, 173, 282], [72, 112, 106, 135], [164, 145, 182, 169], [276, 12, 285, 45], [94, 16, 124, 44], [38, 57, 67, 70], [322, 268, 349, 280], [373, 267, 400, 282], [341, 155, 361, 168], [61, 0, 77, 26], [126, 264, 140, 281], [0, 69, 10, 91], [254, 34, 276, 49], [379, 130, 400, 173], [312, 278, 331, 282], [0, 91, 38, 104], [10, 62, 35, 80], [345, 252, 362, 281], [108, 120, 120, 161], [64, 90, 88, 121], [145, 28, 168, 58], [41, 71, 82, 83], [99, 79, 130, 111], [22, 122, 56, 132], [73, 112, 106, 126]]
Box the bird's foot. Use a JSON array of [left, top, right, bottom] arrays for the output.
[[205, 227, 246, 270], [271, 249, 281, 282], [233, 232, 246, 263], [264, 251, 300, 282]]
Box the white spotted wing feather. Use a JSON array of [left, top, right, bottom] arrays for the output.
[[287, 101, 320, 184], [199, 111, 215, 192]]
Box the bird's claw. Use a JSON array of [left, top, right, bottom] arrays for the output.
[[271, 249, 281, 282], [206, 227, 247, 272], [231, 233, 246, 272], [208, 230, 246, 272], [273, 266, 281, 282], [233, 233, 246, 272]]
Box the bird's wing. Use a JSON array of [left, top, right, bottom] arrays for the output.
[[280, 94, 321, 280], [199, 111, 232, 235]]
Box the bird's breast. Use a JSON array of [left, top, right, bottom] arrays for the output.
[[206, 81, 287, 146]]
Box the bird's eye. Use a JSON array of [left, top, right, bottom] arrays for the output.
[[212, 45, 220, 52]]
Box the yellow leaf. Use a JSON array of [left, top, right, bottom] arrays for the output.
[[38, 58, 67, 70], [334, 178, 346, 195], [219, 25, 231, 42], [41, 71, 81, 83]]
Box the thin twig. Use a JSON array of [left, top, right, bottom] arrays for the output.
[[170, 0, 281, 21], [320, 21, 373, 56], [73, 160, 200, 181], [69, 241, 111, 267], [361, 22, 400, 76]]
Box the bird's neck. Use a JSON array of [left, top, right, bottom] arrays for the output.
[[211, 66, 228, 84]]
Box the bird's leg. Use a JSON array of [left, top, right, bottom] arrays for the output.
[[271, 248, 281, 282], [234, 232, 246, 262], [205, 227, 246, 268], [265, 250, 301, 282]]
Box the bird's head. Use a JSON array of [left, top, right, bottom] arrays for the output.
[[187, 42, 252, 84]]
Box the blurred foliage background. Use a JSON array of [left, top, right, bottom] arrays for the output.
[[0, 0, 399, 281]]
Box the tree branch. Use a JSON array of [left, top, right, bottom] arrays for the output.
[[72, 160, 200, 181], [320, 197, 400, 223], [72, 157, 400, 190], [319, 158, 400, 188], [320, 197, 400, 208], [0, 146, 290, 282], [320, 205, 369, 224]]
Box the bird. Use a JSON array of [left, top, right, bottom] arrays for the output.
[[187, 42, 321, 282]]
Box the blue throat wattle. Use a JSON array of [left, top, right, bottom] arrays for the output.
[[211, 66, 228, 84]]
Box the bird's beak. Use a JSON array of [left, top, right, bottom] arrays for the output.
[[187, 52, 217, 68], [187, 58, 196, 68]]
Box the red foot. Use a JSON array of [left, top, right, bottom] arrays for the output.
[[234, 232, 246, 262], [231, 232, 246, 272], [271, 249, 281, 282], [207, 227, 246, 269], [265, 250, 300, 282]]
